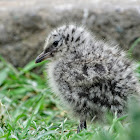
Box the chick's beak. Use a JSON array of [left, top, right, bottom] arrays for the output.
[[35, 51, 51, 63]]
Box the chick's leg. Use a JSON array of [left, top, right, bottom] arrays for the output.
[[77, 120, 87, 133]]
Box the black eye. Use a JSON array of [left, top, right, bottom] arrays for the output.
[[53, 41, 59, 47]]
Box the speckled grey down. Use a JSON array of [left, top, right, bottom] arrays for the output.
[[42, 24, 140, 121]]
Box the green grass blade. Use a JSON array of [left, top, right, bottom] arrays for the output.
[[19, 60, 47, 75]]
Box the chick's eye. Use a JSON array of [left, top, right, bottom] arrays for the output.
[[53, 41, 59, 47]]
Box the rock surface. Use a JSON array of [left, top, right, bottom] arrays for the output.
[[0, 0, 140, 67]]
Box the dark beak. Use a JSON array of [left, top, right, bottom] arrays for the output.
[[35, 51, 51, 63]]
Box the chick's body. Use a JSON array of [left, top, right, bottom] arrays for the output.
[[36, 25, 140, 129]]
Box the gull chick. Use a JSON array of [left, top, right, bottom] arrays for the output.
[[35, 24, 140, 132]]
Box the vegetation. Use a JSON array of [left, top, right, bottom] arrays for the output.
[[0, 38, 140, 139]]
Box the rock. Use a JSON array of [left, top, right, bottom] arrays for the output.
[[0, 0, 140, 67]]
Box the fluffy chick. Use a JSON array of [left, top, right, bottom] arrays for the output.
[[35, 24, 140, 132]]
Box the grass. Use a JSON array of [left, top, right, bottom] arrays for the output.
[[0, 45, 140, 139]]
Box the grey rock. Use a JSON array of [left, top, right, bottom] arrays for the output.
[[0, 0, 140, 67]]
